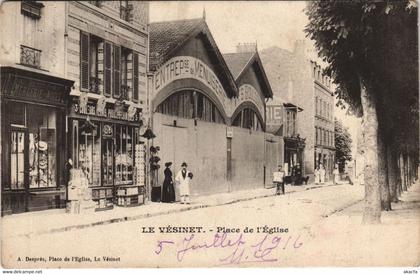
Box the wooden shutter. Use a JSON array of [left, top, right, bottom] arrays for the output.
[[80, 32, 90, 91], [113, 45, 121, 98], [132, 52, 139, 102], [104, 41, 112, 96]]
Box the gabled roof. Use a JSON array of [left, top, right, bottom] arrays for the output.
[[223, 52, 254, 79], [223, 51, 273, 98], [149, 18, 238, 98]]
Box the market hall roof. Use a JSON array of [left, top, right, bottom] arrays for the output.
[[223, 51, 273, 99], [149, 18, 238, 98]]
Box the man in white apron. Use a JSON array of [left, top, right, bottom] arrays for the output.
[[175, 162, 192, 204]]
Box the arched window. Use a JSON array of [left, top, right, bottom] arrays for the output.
[[156, 90, 225, 124], [232, 107, 263, 131]]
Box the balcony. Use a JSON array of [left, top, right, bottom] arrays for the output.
[[20, 45, 41, 69], [89, 76, 101, 94]]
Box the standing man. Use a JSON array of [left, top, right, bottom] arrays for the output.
[[273, 165, 285, 195], [175, 162, 192, 204]]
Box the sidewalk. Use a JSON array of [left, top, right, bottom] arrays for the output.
[[1, 181, 340, 238]]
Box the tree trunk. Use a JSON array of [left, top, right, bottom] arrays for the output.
[[400, 153, 407, 191], [360, 83, 381, 224], [387, 146, 400, 203], [378, 134, 391, 211]]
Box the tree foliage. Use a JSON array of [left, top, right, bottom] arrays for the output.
[[334, 118, 352, 173], [305, 1, 418, 121]]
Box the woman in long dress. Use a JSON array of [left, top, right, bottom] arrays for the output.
[[161, 162, 175, 203]]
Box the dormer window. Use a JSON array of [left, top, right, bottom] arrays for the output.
[[21, 1, 44, 19]]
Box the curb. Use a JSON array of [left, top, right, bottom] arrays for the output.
[[15, 183, 339, 238]]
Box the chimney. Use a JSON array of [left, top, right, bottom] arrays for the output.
[[236, 42, 257, 53]]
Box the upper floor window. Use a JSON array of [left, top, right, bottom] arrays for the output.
[[80, 32, 140, 101], [120, 0, 133, 22], [89, 1, 102, 7], [284, 110, 296, 137], [21, 1, 44, 19]]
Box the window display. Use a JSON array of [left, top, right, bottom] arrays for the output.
[[8, 103, 58, 189], [115, 125, 134, 185], [78, 121, 100, 186]]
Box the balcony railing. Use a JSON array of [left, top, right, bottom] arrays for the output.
[[20, 45, 41, 68], [89, 76, 101, 94]]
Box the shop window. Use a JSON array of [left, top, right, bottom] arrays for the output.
[[78, 121, 100, 186], [101, 126, 114, 186], [10, 131, 25, 189], [8, 104, 58, 189], [115, 125, 134, 185]]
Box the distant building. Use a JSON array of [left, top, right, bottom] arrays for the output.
[[260, 40, 335, 180]]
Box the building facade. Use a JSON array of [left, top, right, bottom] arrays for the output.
[[0, 1, 149, 215], [64, 1, 149, 210], [0, 1, 74, 214], [260, 40, 335, 180], [148, 19, 280, 197]]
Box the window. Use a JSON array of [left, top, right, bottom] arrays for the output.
[[115, 125, 134, 185], [89, 35, 103, 94], [120, 0, 133, 22], [315, 97, 318, 115], [78, 121, 100, 186], [80, 33, 140, 101], [157, 90, 224, 124], [8, 103, 58, 189], [233, 108, 263, 131], [21, 1, 44, 19], [89, 1, 102, 7], [315, 127, 318, 145]]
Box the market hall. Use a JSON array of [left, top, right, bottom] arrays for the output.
[[148, 18, 280, 198]]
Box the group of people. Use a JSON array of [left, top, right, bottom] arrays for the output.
[[161, 162, 193, 204], [273, 162, 344, 195]]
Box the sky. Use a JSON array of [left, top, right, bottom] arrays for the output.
[[149, 1, 361, 158]]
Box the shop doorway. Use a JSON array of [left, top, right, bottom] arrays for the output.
[[9, 128, 29, 213]]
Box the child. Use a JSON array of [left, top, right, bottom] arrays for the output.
[[273, 165, 285, 195]]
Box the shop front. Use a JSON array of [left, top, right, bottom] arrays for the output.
[[314, 147, 335, 180], [67, 96, 145, 210], [284, 135, 306, 184], [1, 67, 73, 215]]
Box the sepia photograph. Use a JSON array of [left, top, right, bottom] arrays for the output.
[[0, 0, 419, 271]]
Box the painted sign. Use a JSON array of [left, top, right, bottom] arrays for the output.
[[153, 56, 230, 111], [231, 84, 265, 117], [71, 99, 141, 122]]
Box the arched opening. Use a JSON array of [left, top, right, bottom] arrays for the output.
[[156, 90, 225, 124], [232, 107, 264, 131]]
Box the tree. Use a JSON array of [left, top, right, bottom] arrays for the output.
[[334, 118, 352, 173], [305, 1, 418, 224]]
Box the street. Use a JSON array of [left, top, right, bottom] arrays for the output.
[[2, 183, 367, 268]]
